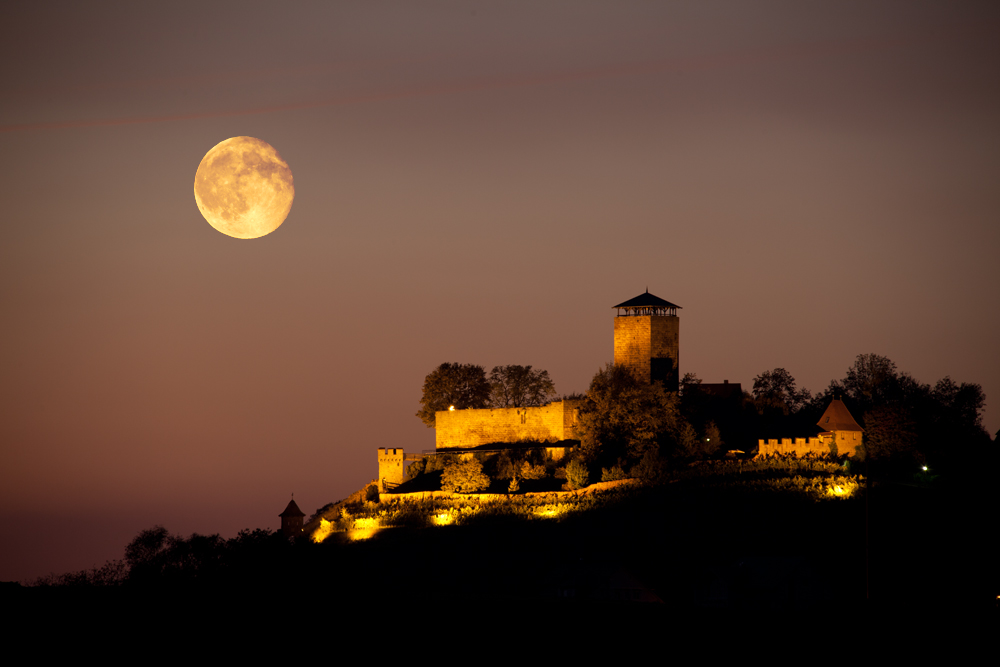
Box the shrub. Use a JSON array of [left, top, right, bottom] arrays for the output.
[[508, 476, 520, 493], [631, 450, 667, 483], [406, 457, 427, 479], [519, 461, 548, 480], [601, 465, 627, 482], [493, 451, 516, 479], [441, 458, 491, 494], [566, 459, 590, 490]]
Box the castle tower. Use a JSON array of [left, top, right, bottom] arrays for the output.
[[377, 448, 407, 492], [613, 290, 681, 391], [279, 497, 305, 537]]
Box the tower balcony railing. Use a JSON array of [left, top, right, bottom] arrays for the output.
[[615, 306, 678, 317]]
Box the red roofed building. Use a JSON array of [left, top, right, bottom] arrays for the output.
[[815, 398, 864, 457]]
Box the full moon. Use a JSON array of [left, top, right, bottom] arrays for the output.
[[194, 137, 294, 239]]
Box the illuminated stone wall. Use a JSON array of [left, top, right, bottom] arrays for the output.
[[757, 431, 862, 458], [614, 315, 679, 390], [826, 430, 862, 457], [435, 400, 581, 450], [756, 437, 832, 457]]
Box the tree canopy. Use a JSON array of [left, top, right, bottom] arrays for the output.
[[441, 458, 491, 493], [843, 353, 899, 413], [416, 363, 491, 427], [577, 363, 680, 468], [417, 362, 558, 426], [752, 367, 811, 414], [488, 364, 556, 408]]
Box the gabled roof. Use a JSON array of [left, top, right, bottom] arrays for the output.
[[613, 290, 681, 316], [816, 398, 863, 432], [279, 498, 305, 518]]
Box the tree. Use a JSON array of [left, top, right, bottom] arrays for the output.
[[863, 404, 919, 463], [931, 377, 987, 436], [441, 458, 491, 493], [488, 365, 556, 408], [679, 372, 702, 397], [752, 368, 811, 414], [416, 363, 491, 427], [924, 377, 989, 468], [577, 363, 680, 468], [843, 353, 899, 413], [123, 525, 170, 582]]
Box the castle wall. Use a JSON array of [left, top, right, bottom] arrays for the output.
[[756, 437, 832, 458], [614, 315, 679, 390], [828, 430, 862, 458], [435, 400, 581, 450]]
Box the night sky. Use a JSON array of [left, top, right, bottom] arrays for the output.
[[2, 1, 998, 582]]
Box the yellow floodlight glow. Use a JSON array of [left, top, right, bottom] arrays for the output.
[[312, 518, 335, 543], [825, 478, 858, 498], [348, 516, 382, 541], [432, 512, 454, 526], [534, 504, 569, 519], [449, 405, 455, 411]]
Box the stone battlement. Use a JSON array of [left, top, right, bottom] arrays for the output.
[[756, 436, 832, 458]]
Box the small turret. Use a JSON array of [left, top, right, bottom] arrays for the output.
[[279, 497, 306, 537]]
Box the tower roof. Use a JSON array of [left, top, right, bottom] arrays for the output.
[[613, 290, 681, 316], [816, 398, 863, 432], [279, 498, 305, 518]]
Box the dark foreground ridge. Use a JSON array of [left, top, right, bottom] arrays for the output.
[[12, 456, 997, 618]]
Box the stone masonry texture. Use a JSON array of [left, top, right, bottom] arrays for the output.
[[614, 315, 679, 390], [435, 399, 581, 449]]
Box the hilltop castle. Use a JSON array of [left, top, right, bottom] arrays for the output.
[[377, 290, 861, 490]]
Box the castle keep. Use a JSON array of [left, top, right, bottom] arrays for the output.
[[613, 290, 681, 392]]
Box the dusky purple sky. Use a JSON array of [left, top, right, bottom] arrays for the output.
[[2, 1, 998, 582]]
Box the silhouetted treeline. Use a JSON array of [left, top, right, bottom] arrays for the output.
[[682, 354, 990, 475], [32, 527, 299, 591]]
